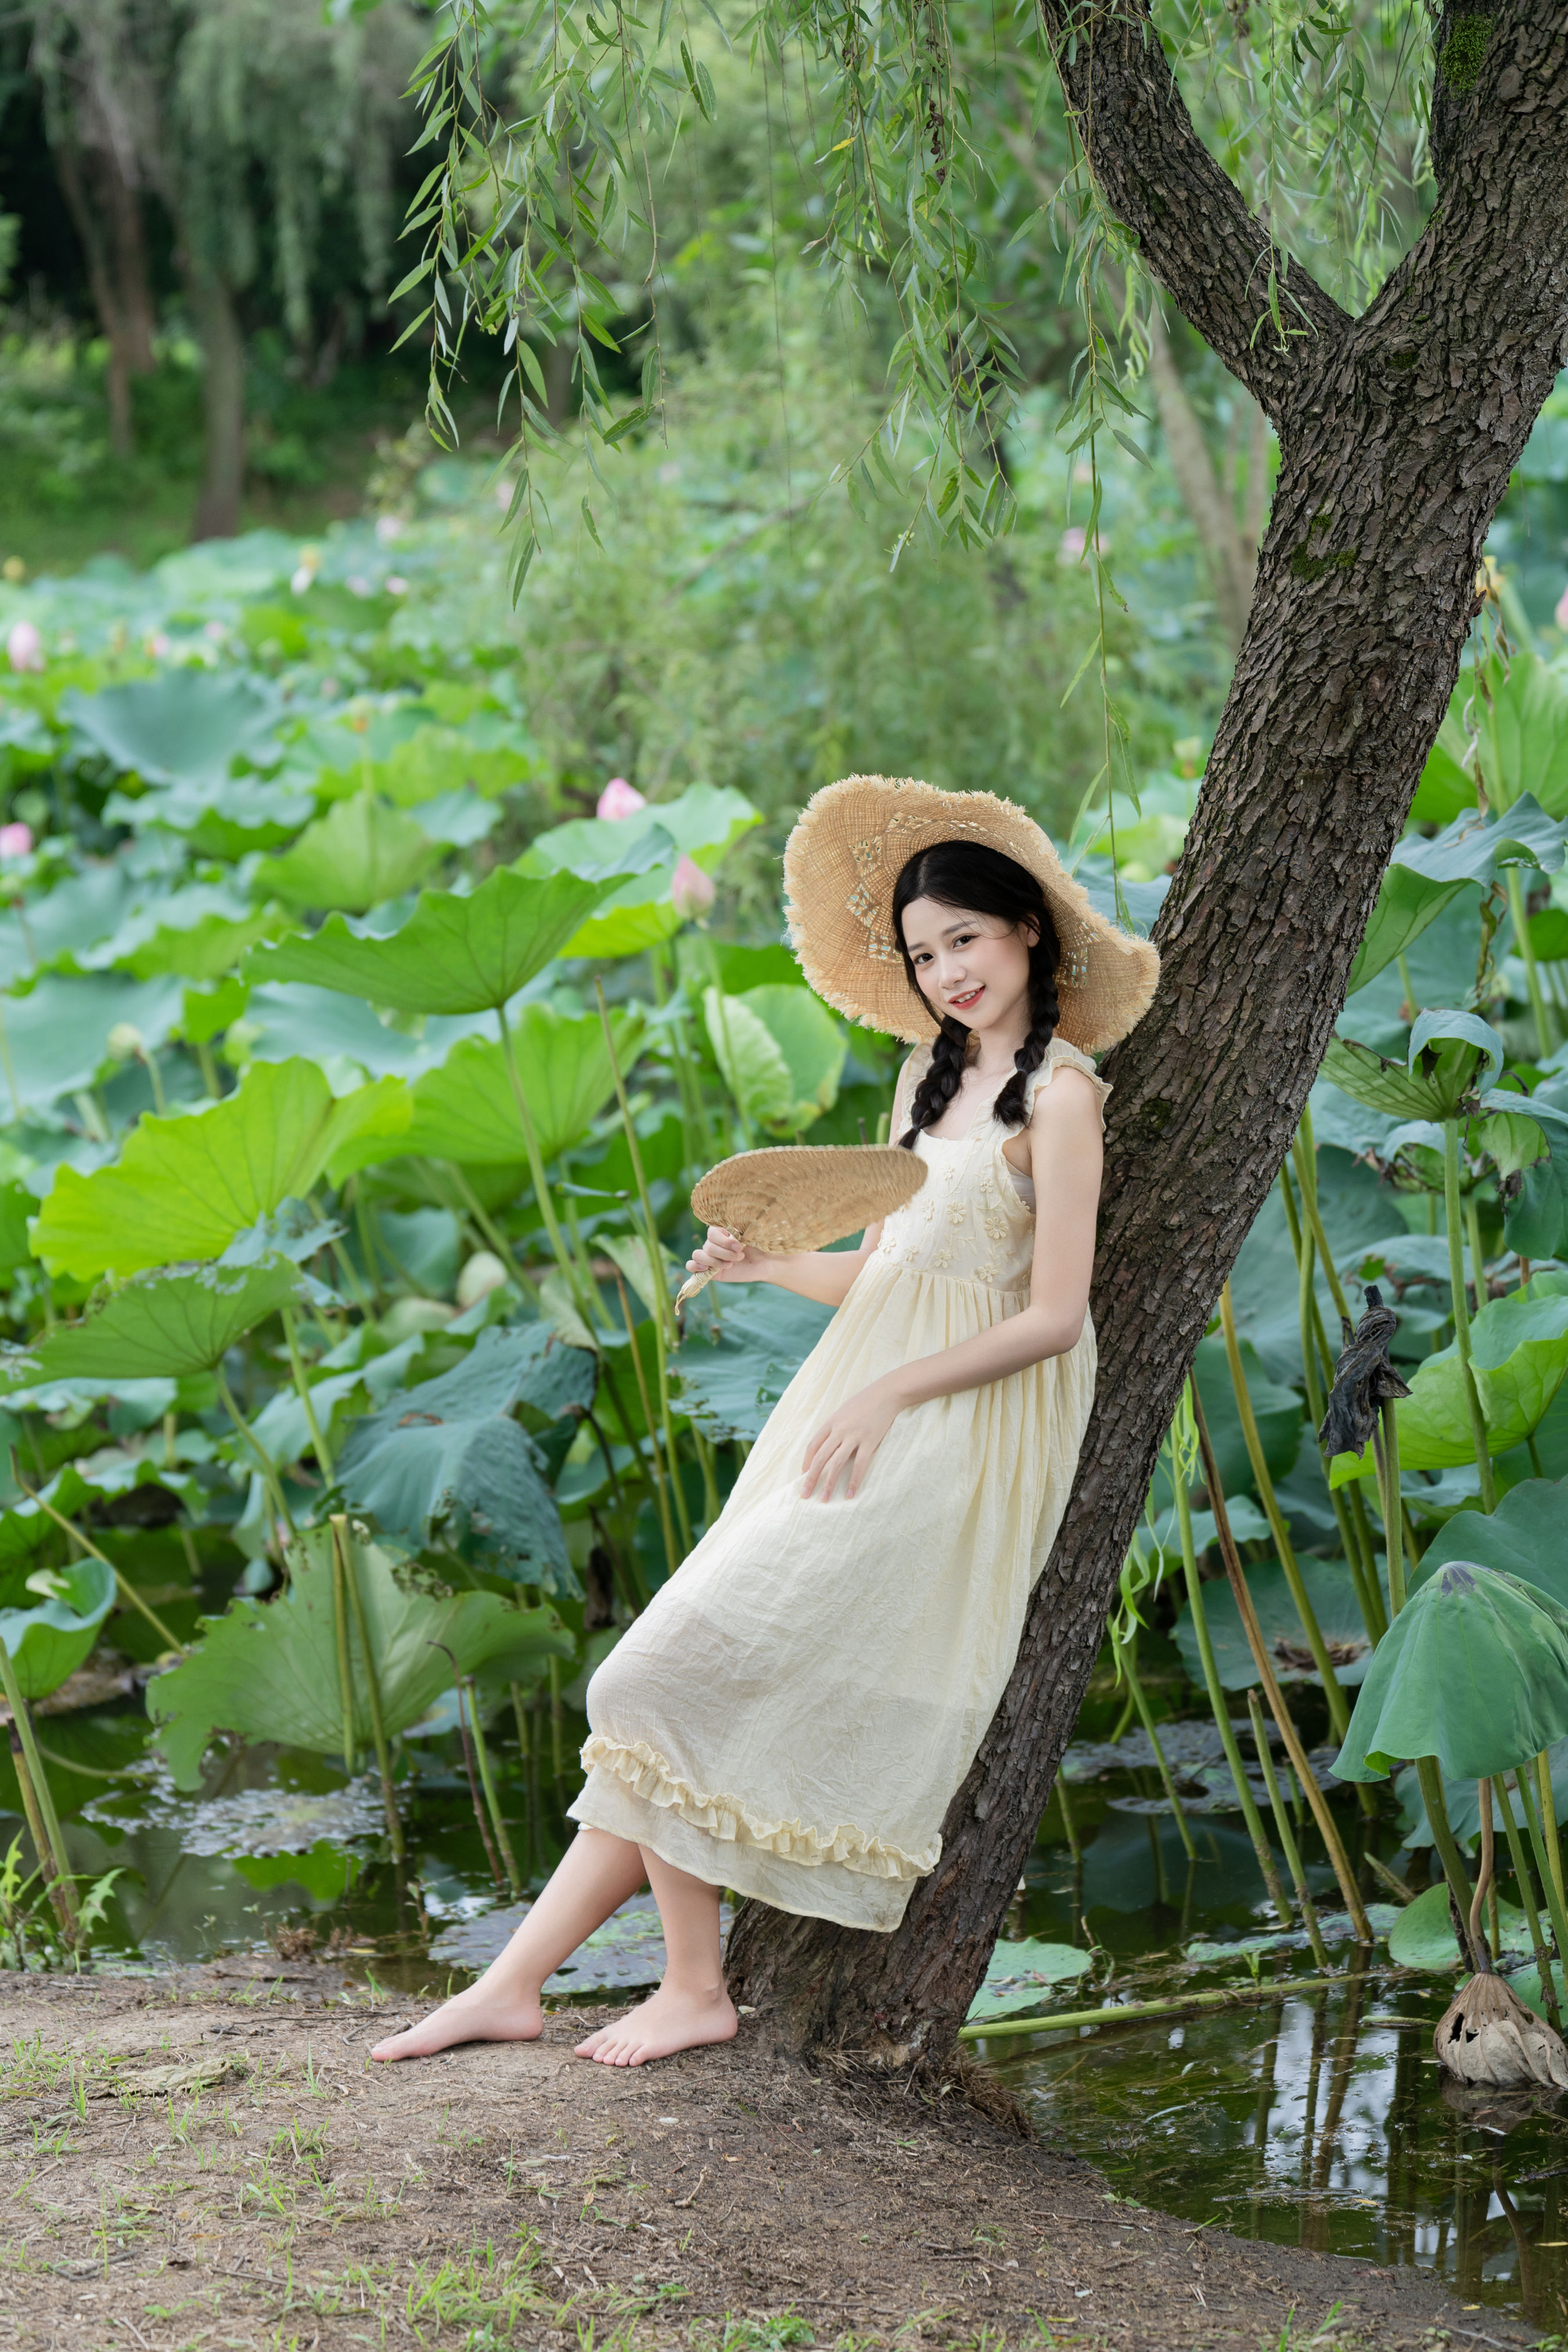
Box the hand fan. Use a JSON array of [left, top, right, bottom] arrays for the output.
[[675, 1145, 927, 1307]]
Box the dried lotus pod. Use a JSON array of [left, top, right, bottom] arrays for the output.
[[1433, 1968, 1568, 2090]]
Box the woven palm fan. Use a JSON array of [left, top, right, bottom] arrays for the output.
[[675, 1145, 927, 1308]]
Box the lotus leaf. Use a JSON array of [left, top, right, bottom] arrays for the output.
[[1396, 1740, 1568, 1848], [146, 1526, 555, 1786], [336, 1324, 595, 1584], [0, 863, 143, 990], [0, 1255, 316, 1386], [404, 790, 502, 847], [1414, 1477, 1568, 1610], [1347, 796, 1567, 994], [0, 973, 185, 1113], [672, 1289, 836, 1442], [339, 1005, 643, 1173], [1333, 1561, 1568, 1782], [112, 775, 316, 854], [246, 864, 648, 1015], [33, 1059, 411, 1279], [71, 883, 282, 983], [965, 1938, 1094, 2024], [0, 1556, 117, 1700], [1411, 649, 1568, 825], [1172, 1556, 1375, 1691], [255, 794, 447, 914], [1330, 1274, 1568, 1483], [65, 669, 283, 789], [522, 786, 758, 957], [1387, 1880, 1533, 1972], [1321, 1010, 1506, 1125], [703, 984, 847, 1132]]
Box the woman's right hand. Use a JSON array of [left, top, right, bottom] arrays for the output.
[[685, 1226, 768, 1285]]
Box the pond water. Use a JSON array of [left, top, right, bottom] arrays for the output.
[[15, 1685, 1568, 2335]]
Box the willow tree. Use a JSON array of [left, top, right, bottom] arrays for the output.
[[411, 0, 1568, 2054], [29, 0, 422, 535]]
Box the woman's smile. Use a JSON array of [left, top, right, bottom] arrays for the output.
[[947, 983, 985, 1012]]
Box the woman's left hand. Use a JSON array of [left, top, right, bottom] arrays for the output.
[[800, 1378, 904, 1502]]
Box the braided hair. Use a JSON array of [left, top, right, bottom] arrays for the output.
[[892, 841, 1062, 1148]]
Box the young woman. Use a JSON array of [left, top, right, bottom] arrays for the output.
[[372, 774, 1158, 2070]]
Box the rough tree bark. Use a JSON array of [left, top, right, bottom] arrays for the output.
[[54, 136, 156, 459], [185, 266, 246, 542], [727, 0, 1568, 2055]]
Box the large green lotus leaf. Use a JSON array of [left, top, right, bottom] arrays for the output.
[[241, 984, 495, 1080], [1331, 1274, 1568, 1484], [703, 990, 797, 1128], [1172, 1556, 1374, 1692], [739, 985, 847, 1131], [254, 794, 446, 915], [1414, 1477, 1568, 1610], [0, 1254, 312, 1386], [312, 724, 534, 809], [1387, 1880, 1533, 1972], [340, 1005, 643, 1174], [1228, 1141, 1393, 1384], [0, 1557, 117, 1700], [336, 1325, 594, 1585], [1333, 1562, 1568, 1782], [965, 1938, 1094, 2024], [112, 775, 316, 854], [1347, 797, 1566, 994], [1321, 1011, 1505, 1124], [69, 883, 280, 982], [0, 972, 185, 1113], [524, 785, 759, 957], [0, 864, 143, 991], [146, 1526, 554, 1786], [672, 1289, 836, 1441], [404, 790, 502, 848], [33, 1059, 411, 1279], [1506, 1076, 1568, 1260], [1414, 649, 1568, 826], [65, 670, 283, 788], [245, 864, 646, 1015]]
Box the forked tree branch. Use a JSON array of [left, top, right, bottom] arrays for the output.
[[1034, 0, 1352, 429]]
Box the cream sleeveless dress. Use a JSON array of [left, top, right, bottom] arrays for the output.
[[567, 1037, 1108, 1931]]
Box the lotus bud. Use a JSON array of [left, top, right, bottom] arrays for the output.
[[0, 822, 33, 859], [456, 1250, 510, 1310], [106, 1022, 146, 1062], [671, 853, 715, 920], [6, 619, 44, 672], [596, 776, 646, 821], [1557, 582, 1568, 632]]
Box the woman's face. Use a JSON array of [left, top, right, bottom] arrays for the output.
[[899, 897, 1037, 1034]]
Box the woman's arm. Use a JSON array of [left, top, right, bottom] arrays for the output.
[[800, 1070, 1104, 1497]]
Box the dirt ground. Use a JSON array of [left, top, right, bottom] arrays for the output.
[[0, 1963, 1531, 2352]]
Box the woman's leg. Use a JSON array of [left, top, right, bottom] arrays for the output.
[[371, 1826, 647, 2061], [574, 1846, 738, 2066]]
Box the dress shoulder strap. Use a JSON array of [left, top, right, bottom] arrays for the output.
[[1023, 1035, 1112, 1128]]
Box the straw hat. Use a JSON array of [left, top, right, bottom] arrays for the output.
[[783, 774, 1161, 1051], [676, 1145, 927, 1306]]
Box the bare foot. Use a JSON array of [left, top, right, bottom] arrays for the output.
[[574, 1982, 738, 2067], [371, 1980, 542, 2062]]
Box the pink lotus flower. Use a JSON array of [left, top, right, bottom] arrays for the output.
[[1058, 527, 1086, 562], [0, 822, 33, 859], [597, 776, 646, 821], [1556, 582, 1568, 632], [6, 620, 44, 672], [145, 632, 171, 659], [671, 853, 715, 920]]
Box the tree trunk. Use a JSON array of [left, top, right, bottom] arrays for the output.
[[53, 137, 156, 460], [186, 267, 246, 541], [727, 0, 1568, 2058]]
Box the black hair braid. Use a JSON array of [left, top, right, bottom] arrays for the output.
[[990, 944, 1061, 1131], [899, 1016, 969, 1147]]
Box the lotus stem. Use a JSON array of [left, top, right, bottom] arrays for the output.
[[1469, 1780, 1495, 1966], [0, 1639, 79, 1943], [1396, 950, 1418, 1023], [329, 1530, 357, 1778], [1247, 1690, 1329, 1967], [1442, 1119, 1497, 1511], [1538, 1752, 1567, 1919], [466, 1682, 522, 1899], [1517, 1758, 1568, 1986], [1220, 1281, 1349, 1740], [333, 1516, 402, 1862], [6, 1725, 72, 1943], [1375, 1396, 1415, 1619], [1111, 1623, 1195, 1860], [434, 1643, 503, 1889], [429, 1160, 531, 1296], [1506, 865, 1557, 1061], [609, 1268, 679, 1576], [958, 1971, 1350, 2044], [549, 1655, 564, 1786], [1174, 1448, 1291, 1926], [282, 1308, 333, 1479], [1415, 1756, 1480, 1972], [215, 1366, 297, 1540], [495, 1009, 584, 1311], [1054, 1768, 1082, 1864], [1191, 1384, 1372, 1941], [1493, 1771, 1561, 2023], [1279, 1168, 1384, 1643], [509, 1681, 533, 1881], [10, 1469, 183, 1654], [1291, 1114, 1353, 1330]]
